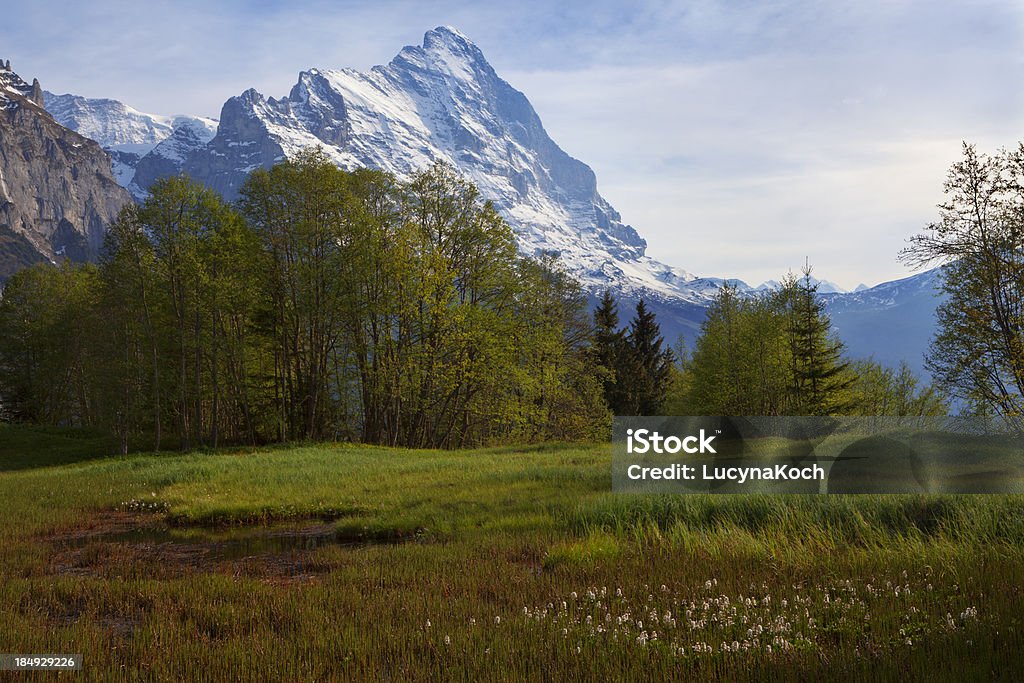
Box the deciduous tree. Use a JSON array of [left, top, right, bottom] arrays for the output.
[[900, 142, 1024, 423]]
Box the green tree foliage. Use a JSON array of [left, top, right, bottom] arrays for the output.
[[680, 268, 939, 416], [141, 176, 256, 449], [98, 204, 163, 452], [239, 150, 354, 441], [90, 179, 264, 452], [900, 143, 1024, 422], [0, 150, 606, 450], [0, 262, 103, 424], [590, 292, 674, 415], [513, 255, 610, 442], [659, 338, 693, 416], [383, 162, 523, 447], [622, 300, 675, 414], [684, 283, 796, 415], [237, 154, 605, 447], [847, 359, 948, 417], [785, 267, 855, 415], [592, 290, 629, 413]]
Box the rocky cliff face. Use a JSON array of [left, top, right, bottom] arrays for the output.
[[0, 61, 131, 281]]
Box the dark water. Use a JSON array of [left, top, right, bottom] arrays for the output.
[[56, 524, 389, 560]]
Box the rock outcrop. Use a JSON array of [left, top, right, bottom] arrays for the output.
[[0, 62, 131, 281]]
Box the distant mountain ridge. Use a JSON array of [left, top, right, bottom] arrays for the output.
[[822, 268, 943, 376], [43, 91, 216, 192]]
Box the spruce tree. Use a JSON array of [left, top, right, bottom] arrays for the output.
[[624, 299, 675, 415], [785, 265, 853, 415], [593, 289, 628, 413]]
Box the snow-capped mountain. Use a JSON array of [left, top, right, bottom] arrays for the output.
[[32, 28, 942, 373], [32, 28, 890, 312], [123, 27, 720, 305], [129, 117, 218, 196], [43, 91, 216, 192], [44, 91, 176, 150]]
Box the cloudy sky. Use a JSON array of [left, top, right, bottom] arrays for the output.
[[4, 0, 1021, 288]]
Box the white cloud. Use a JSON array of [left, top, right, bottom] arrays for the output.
[[509, 30, 1022, 288]]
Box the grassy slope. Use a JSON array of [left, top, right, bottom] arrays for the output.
[[1, 428, 1022, 680]]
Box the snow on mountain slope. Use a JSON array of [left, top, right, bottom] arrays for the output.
[[823, 268, 943, 313], [43, 91, 216, 191], [43, 91, 175, 150], [821, 268, 944, 376], [815, 279, 847, 294], [33, 29, 941, 372], [172, 26, 724, 303], [1, 60, 44, 110], [129, 116, 217, 197]]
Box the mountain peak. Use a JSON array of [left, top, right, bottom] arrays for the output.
[[388, 26, 495, 85], [424, 25, 478, 51], [0, 63, 44, 108], [40, 28, 653, 297]]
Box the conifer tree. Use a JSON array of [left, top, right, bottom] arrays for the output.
[[623, 300, 675, 414], [592, 289, 629, 413], [784, 265, 854, 415]]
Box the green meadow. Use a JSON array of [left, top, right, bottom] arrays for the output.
[[1, 425, 1023, 680]]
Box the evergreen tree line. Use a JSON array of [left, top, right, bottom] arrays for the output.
[[594, 270, 947, 417], [0, 150, 609, 450]]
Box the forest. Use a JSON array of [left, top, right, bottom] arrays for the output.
[[0, 149, 949, 452]]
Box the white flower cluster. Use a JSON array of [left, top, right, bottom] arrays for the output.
[[513, 572, 981, 659]]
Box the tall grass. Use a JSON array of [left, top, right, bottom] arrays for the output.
[[570, 494, 1024, 550], [0, 428, 1022, 679]]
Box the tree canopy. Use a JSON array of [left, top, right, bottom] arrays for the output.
[[900, 142, 1024, 423], [676, 267, 945, 417], [0, 151, 609, 448]]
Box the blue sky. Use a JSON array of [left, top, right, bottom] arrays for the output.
[[3, 0, 1021, 288]]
